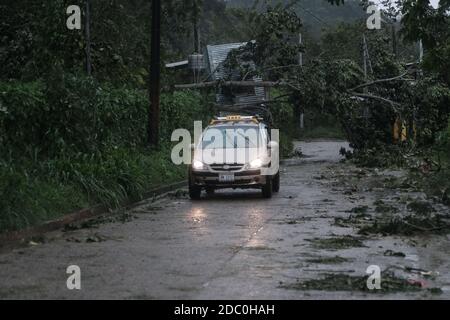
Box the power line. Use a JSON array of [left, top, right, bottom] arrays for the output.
[[295, 3, 330, 27]]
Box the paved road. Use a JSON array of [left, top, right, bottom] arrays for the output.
[[1, 141, 450, 299]]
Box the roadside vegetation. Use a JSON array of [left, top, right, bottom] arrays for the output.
[[0, 76, 210, 232]]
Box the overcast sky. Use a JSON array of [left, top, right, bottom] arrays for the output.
[[373, 0, 440, 8]]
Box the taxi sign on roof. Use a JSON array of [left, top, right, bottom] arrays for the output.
[[210, 115, 263, 125]]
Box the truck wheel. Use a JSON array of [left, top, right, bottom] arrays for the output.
[[188, 174, 201, 200], [272, 172, 280, 193], [189, 184, 201, 200], [262, 177, 273, 198], [206, 188, 215, 196]]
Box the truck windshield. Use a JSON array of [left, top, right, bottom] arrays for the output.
[[201, 126, 261, 149]]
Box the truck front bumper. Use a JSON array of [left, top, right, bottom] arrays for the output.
[[191, 170, 267, 189]]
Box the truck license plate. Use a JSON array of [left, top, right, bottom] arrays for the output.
[[219, 173, 235, 182]]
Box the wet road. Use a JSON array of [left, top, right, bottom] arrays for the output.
[[1, 140, 450, 299]]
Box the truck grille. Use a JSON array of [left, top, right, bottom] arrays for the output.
[[209, 164, 244, 172]]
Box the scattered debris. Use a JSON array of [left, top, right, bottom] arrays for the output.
[[63, 211, 135, 232], [346, 206, 369, 214], [374, 200, 399, 214], [280, 271, 439, 293], [406, 278, 427, 288], [305, 256, 351, 264], [291, 148, 303, 158], [383, 250, 406, 257], [442, 187, 450, 205], [273, 216, 313, 225], [65, 237, 82, 243], [167, 190, 189, 199], [27, 235, 46, 245], [334, 212, 373, 229], [359, 214, 450, 236], [245, 246, 276, 251], [66, 233, 109, 243], [403, 266, 440, 279], [343, 187, 358, 195], [407, 200, 436, 214], [86, 234, 108, 243], [307, 236, 366, 250]]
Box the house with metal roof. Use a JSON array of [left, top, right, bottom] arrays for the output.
[[167, 41, 268, 108], [203, 42, 266, 106]]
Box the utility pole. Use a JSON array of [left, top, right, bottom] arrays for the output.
[[149, 0, 161, 147], [362, 35, 373, 82], [362, 34, 370, 119], [192, 0, 201, 84], [299, 33, 304, 130], [193, 0, 200, 53], [85, 0, 92, 75], [419, 40, 424, 63], [193, 22, 200, 53], [392, 24, 397, 59], [362, 34, 368, 88], [298, 33, 303, 68]]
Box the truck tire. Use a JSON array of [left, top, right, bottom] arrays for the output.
[[262, 177, 273, 198], [188, 174, 201, 200], [272, 172, 280, 193], [206, 187, 215, 196]]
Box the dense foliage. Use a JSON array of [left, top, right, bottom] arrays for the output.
[[0, 76, 209, 232]]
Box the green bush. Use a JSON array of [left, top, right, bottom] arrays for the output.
[[0, 76, 210, 157], [160, 90, 212, 140], [269, 94, 296, 157], [0, 75, 209, 232], [0, 81, 46, 153]]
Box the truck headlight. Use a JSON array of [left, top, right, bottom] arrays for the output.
[[249, 158, 263, 169], [192, 160, 205, 170]]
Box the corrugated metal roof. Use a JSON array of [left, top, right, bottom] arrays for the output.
[[206, 42, 247, 81], [205, 42, 266, 106]]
